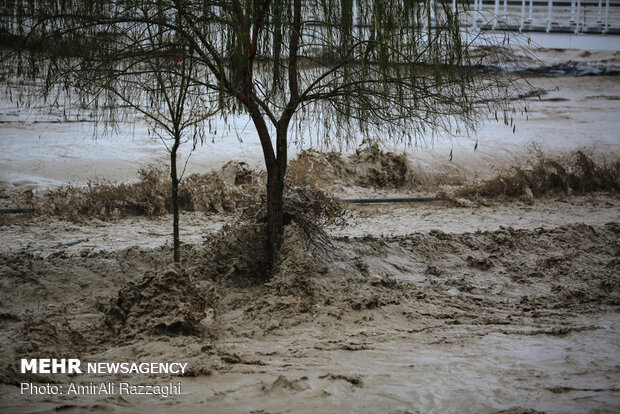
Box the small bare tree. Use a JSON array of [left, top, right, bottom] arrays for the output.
[[95, 36, 218, 263], [1, 7, 214, 262], [116, 43, 215, 263]]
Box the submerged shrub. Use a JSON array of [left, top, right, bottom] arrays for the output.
[[460, 150, 619, 198], [288, 144, 409, 188], [35, 163, 264, 221]]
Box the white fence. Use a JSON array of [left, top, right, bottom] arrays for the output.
[[456, 0, 620, 33]]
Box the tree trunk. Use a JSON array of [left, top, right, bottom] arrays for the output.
[[266, 164, 284, 264], [170, 142, 180, 263]]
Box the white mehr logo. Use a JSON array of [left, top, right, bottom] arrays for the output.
[[21, 359, 82, 374]]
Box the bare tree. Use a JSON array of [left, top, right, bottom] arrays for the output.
[[93, 37, 215, 263], [123, 41, 215, 263], [0, 0, 522, 272], [1, 4, 214, 262]]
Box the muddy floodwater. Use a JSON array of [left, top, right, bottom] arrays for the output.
[[1, 50, 619, 413], [176, 315, 620, 414]]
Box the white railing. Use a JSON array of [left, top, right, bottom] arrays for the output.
[[461, 0, 620, 33]]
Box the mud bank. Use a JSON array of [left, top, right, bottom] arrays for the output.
[[0, 220, 618, 412]]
